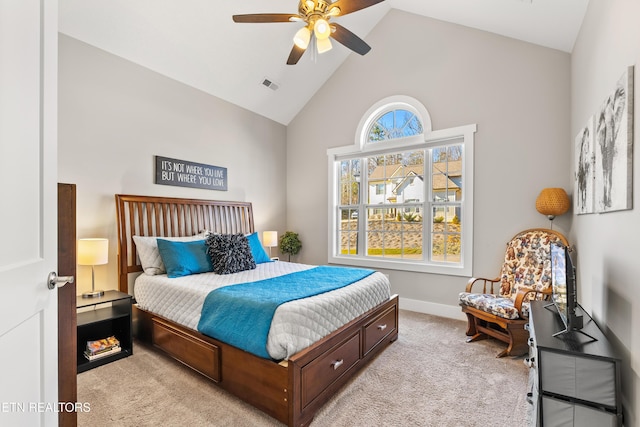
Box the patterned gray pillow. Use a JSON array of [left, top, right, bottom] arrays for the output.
[[206, 233, 256, 274]]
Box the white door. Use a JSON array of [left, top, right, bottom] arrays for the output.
[[0, 0, 59, 426]]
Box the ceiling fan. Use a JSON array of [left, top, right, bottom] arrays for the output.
[[232, 0, 386, 65]]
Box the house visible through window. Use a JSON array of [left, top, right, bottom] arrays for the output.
[[328, 96, 476, 276]]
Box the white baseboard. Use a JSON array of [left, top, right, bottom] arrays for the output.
[[399, 297, 466, 321]]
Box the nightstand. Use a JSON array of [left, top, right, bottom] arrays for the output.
[[76, 290, 133, 373]]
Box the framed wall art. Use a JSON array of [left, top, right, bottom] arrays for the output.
[[593, 65, 634, 213], [574, 116, 595, 214]]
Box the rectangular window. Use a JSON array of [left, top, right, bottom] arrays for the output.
[[339, 147, 460, 264], [328, 124, 475, 276]]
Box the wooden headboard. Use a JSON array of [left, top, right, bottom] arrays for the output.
[[115, 194, 254, 294]]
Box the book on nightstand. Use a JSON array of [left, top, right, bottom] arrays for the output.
[[85, 335, 120, 359], [84, 345, 121, 361]]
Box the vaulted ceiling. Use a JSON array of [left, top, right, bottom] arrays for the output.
[[59, 0, 589, 125]]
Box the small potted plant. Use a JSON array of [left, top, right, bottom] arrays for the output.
[[279, 231, 302, 262]]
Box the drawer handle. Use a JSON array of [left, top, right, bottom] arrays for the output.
[[377, 324, 387, 331], [331, 359, 344, 370]]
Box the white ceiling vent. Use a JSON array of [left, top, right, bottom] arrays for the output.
[[261, 78, 280, 91]]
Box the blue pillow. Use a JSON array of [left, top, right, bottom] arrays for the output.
[[156, 239, 213, 278], [246, 232, 273, 264]]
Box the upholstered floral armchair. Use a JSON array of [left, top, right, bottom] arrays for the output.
[[459, 228, 569, 357]]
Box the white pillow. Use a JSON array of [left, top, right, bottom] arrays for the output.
[[133, 234, 204, 275]]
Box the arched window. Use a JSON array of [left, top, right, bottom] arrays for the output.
[[367, 108, 423, 142], [356, 95, 432, 149], [327, 96, 475, 276]]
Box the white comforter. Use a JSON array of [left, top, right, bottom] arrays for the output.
[[134, 262, 391, 360]]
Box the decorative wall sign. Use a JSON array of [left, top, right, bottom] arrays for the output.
[[593, 66, 634, 213], [574, 116, 595, 214], [155, 155, 227, 191]]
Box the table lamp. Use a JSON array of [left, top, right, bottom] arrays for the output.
[[262, 231, 278, 259], [78, 238, 109, 298]]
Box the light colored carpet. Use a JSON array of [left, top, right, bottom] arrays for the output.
[[77, 310, 531, 426]]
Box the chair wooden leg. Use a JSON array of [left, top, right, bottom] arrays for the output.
[[464, 314, 488, 342], [464, 312, 478, 336], [495, 348, 509, 358], [466, 333, 488, 343], [503, 323, 529, 357]]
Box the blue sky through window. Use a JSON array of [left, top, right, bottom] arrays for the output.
[[368, 109, 423, 142]]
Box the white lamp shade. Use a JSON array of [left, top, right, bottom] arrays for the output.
[[293, 26, 311, 49], [263, 231, 278, 248], [78, 238, 109, 266], [313, 18, 331, 40]]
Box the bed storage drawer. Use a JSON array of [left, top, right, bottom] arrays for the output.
[[152, 318, 221, 382], [301, 331, 361, 408], [363, 305, 397, 355]]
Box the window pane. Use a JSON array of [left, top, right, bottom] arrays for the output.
[[367, 155, 387, 203], [431, 145, 462, 203], [382, 232, 401, 257], [367, 108, 423, 143], [339, 208, 359, 255], [365, 207, 423, 259], [447, 234, 461, 261], [368, 151, 424, 205], [448, 145, 463, 198], [431, 206, 460, 263], [432, 233, 445, 262], [366, 207, 386, 258], [403, 232, 422, 258], [339, 183, 350, 205], [338, 159, 360, 206]]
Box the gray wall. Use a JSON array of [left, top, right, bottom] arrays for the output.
[[287, 10, 571, 317], [571, 1, 640, 424], [58, 35, 287, 294]]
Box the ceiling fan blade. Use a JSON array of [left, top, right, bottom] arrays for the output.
[[330, 23, 371, 55], [287, 44, 307, 65], [232, 13, 298, 23], [330, 0, 386, 16]]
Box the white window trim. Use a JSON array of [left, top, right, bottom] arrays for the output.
[[327, 122, 477, 276]]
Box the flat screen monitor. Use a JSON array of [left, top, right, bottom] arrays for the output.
[[550, 242, 583, 335]]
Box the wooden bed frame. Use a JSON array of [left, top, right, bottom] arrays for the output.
[[115, 194, 399, 427]]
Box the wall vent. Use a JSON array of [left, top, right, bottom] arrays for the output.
[[261, 78, 280, 91]]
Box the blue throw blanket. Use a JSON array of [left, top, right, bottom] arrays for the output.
[[197, 266, 375, 359]]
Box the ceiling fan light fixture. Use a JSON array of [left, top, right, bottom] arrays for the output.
[[316, 36, 332, 54], [233, 0, 383, 65], [293, 26, 311, 49], [327, 6, 341, 17], [314, 18, 331, 40]]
